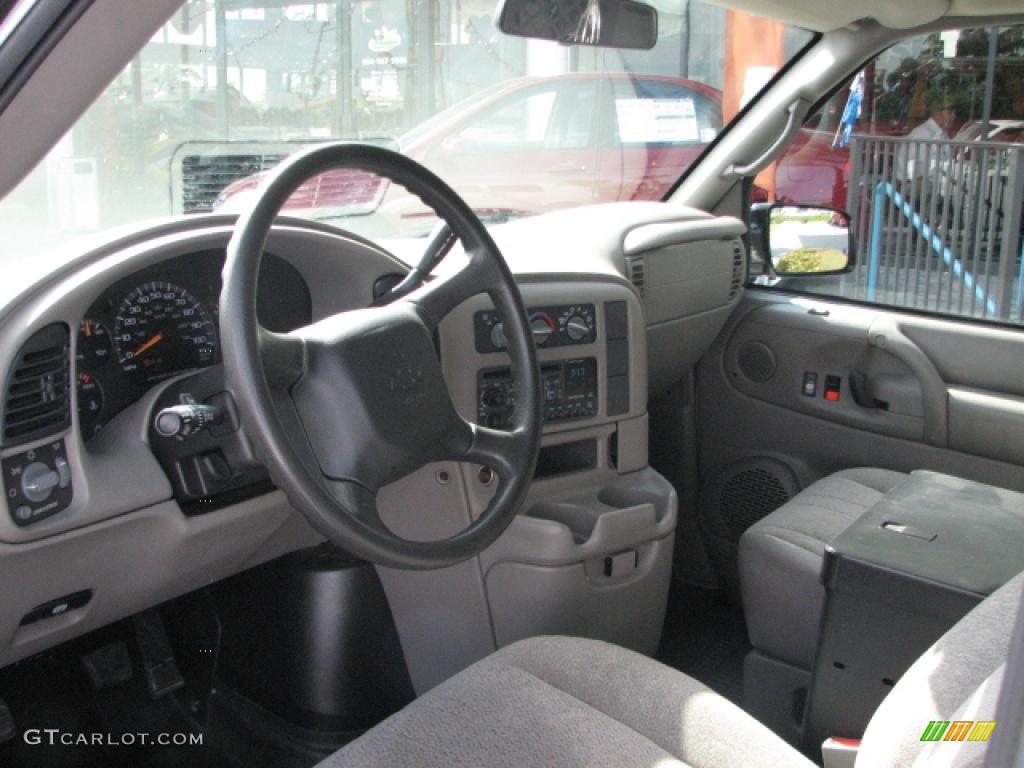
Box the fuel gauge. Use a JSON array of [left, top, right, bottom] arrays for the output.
[[78, 320, 112, 368]]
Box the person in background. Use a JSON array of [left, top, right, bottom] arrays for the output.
[[907, 96, 958, 141], [902, 95, 959, 181]]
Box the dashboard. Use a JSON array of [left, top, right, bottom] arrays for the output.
[[76, 250, 311, 440], [0, 202, 745, 671]]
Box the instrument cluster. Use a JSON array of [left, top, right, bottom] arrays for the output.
[[76, 249, 310, 440]]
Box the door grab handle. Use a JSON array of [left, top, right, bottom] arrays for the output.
[[867, 318, 947, 447], [722, 97, 813, 178]]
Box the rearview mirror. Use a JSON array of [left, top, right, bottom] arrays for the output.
[[750, 203, 855, 276], [496, 0, 658, 50]]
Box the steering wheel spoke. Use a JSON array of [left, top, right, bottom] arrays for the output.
[[450, 420, 523, 483], [328, 480, 389, 534], [258, 327, 305, 391], [406, 249, 493, 331]]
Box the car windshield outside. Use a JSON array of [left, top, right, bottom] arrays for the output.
[[0, 0, 812, 263]]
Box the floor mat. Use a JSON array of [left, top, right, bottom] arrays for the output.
[[0, 623, 219, 768], [656, 584, 750, 706]]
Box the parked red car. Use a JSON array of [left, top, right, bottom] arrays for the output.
[[215, 73, 723, 232]]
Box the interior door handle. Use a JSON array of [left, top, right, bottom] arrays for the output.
[[867, 318, 948, 447], [849, 370, 880, 409]]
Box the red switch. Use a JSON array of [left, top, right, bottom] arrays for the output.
[[824, 375, 841, 401]]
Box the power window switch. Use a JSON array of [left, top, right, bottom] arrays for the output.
[[802, 372, 818, 397]]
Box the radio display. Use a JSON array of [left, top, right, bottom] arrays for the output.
[[565, 360, 592, 397]]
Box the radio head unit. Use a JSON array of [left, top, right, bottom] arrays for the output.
[[477, 357, 597, 429]]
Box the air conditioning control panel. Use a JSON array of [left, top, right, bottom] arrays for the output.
[[474, 304, 596, 353]]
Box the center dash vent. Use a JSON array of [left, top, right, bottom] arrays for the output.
[[3, 323, 71, 447], [181, 153, 287, 213], [626, 256, 645, 298], [729, 239, 745, 299]]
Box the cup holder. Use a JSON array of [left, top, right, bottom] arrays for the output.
[[525, 481, 664, 551], [526, 502, 599, 544], [597, 486, 664, 511]]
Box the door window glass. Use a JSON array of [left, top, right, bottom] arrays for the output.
[[760, 25, 1024, 328]]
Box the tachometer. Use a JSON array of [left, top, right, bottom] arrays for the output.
[[114, 281, 217, 383]]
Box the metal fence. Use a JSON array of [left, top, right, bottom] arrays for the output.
[[838, 135, 1024, 325]]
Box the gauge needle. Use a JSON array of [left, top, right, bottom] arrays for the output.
[[133, 333, 163, 358]]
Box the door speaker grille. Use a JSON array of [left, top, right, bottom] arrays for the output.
[[699, 458, 799, 599], [738, 340, 777, 383], [719, 466, 792, 538]]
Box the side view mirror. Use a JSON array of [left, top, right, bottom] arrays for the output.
[[750, 203, 856, 276], [496, 0, 658, 50]]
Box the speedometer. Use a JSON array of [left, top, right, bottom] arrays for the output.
[[114, 281, 217, 383]]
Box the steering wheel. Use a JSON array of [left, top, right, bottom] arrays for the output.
[[220, 144, 541, 569]]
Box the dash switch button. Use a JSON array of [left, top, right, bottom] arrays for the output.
[[802, 372, 818, 397], [55, 456, 71, 489]]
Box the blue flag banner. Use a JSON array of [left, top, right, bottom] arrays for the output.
[[834, 71, 864, 149]]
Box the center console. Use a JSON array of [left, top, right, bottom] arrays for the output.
[[374, 277, 675, 693], [803, 471, 1024, 751]]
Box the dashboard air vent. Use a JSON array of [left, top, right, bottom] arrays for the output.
[[729, 239, 745, 299], [627, 257, 645, 298], [3, 323, 71, 447], [181, 152, 288, 213]]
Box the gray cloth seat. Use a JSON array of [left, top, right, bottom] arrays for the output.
[[318, 571, 1023, 768], [323, 634, 817, 768], [738, 467, 906, 669]]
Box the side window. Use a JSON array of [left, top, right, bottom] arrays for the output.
[[611, 79, 722, 147], [761, 25, 1024, 328]]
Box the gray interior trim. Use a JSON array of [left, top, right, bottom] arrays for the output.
[[0, 0, 91, 116], [0, 493, 321, 668], [986, 586, 1024, 767], [622, 217, 746, 255], [0, 222, 409, 544], [0, 0, 181, 197], [866, 317, 948, 447]]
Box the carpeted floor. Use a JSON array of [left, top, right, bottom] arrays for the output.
[[656, 583, 751, 706]]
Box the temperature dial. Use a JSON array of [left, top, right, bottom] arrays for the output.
[[529, 314, 555, 345], [77, 373, 104, 435]]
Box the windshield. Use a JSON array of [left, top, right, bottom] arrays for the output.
[[0, 0, 813, 258]]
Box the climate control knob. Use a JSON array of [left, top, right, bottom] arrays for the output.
[[530, 314, 555, 345], [489, 322, 507, 350], [565, 314, 590, 342]]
